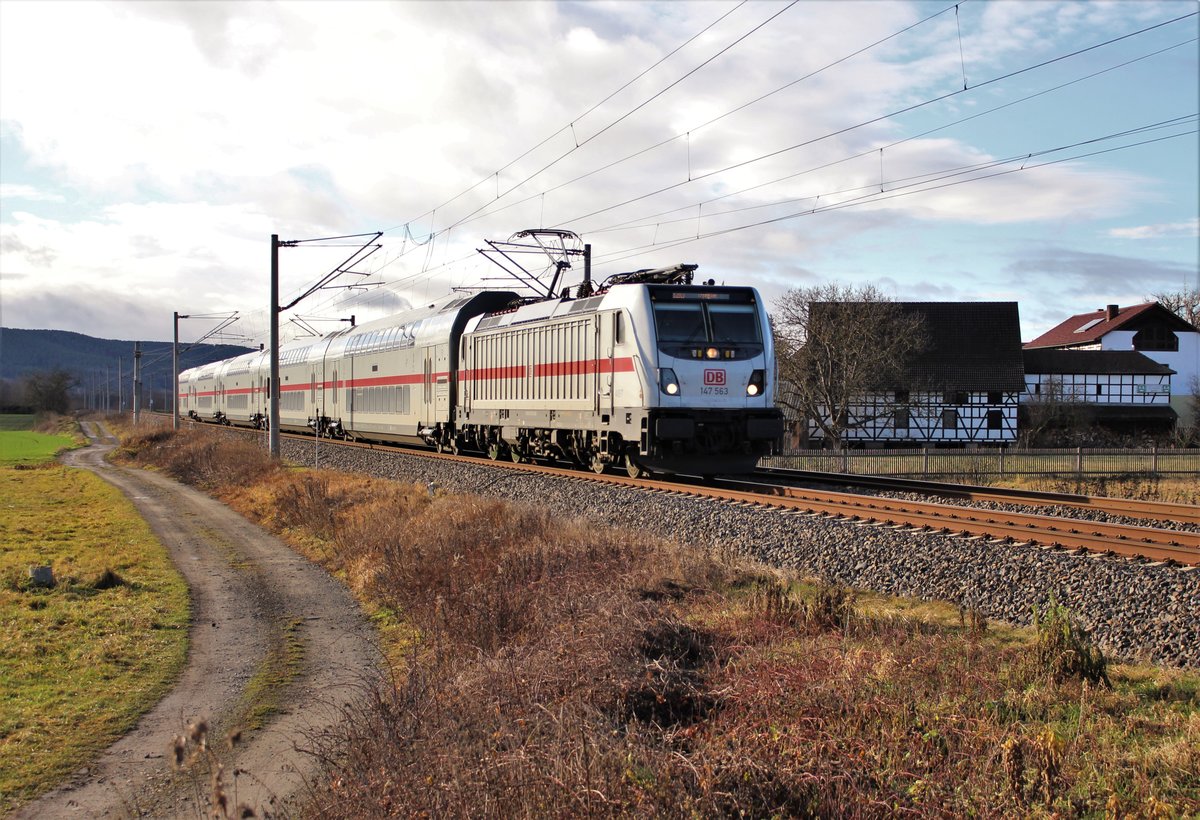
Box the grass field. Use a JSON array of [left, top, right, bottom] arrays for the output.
[[0, 462, 189, 811], [0, 414, 83, 467]]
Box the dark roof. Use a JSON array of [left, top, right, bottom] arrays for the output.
[[898, 302, 1025, 391], [1025, 302, 1198, 348], [1022, 349, 1175, 376]]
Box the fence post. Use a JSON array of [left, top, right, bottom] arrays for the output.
[[842, 448, 849, 473], [1152, 444, 1158, 476], [923, 447, 929, 475], [999, 447, 1005, 475], [1076, 447, 1083, 475]]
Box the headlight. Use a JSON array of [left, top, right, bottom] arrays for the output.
[[747, 369, 765, 397], [705, 347, 719, 359], [659, 368, 679, 395]]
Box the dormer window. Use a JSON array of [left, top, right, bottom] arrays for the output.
[[1133, 326, 1178, 352]]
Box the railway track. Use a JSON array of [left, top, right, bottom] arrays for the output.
[[272, 429, 1200, 567], [754, 466, 1200, 527]]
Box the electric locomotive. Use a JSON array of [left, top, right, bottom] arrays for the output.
[[453, 264, 782, 476]]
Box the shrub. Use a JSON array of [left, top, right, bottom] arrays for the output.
[[1031, 598, 1110, 686]]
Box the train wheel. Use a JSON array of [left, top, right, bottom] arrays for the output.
[[590, 453, 606, 474], [624, 455, 646, 479], [510, 448, 524, 464], [487, 442, 502, 461], [449, 439, 461, 456]]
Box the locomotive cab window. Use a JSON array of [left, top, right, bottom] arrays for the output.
[[708, 304, 760, 344], [653, 304, 706, 344]]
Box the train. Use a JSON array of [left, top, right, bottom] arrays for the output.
[[178, 262, 783, 477]]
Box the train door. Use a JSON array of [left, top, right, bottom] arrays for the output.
[[345, 356, 354, 429], [460, 338, 473, 417], [422, 351, 432, 424], [434, 343, 451, 422], [310, 369, 318, 428], [596, 312, 616, 416]]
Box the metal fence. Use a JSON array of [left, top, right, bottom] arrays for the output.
[[761, 447, 1200, 477]]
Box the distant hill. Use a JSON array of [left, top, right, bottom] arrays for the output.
[[0, 327, 253, 411]]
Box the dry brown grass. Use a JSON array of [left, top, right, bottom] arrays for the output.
[[118, 426, 1200, 818]]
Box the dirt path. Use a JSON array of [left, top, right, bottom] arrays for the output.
[[14, 422, 382, 818]]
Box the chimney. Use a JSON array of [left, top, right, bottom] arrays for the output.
[[1105, 304, 1119, 321]]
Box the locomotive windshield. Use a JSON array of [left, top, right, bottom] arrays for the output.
[[649, 286, 764, 359], [708, 304, 761, 344], [654, 304, 708, 343]]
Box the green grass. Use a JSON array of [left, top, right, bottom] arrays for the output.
[[0, 465, 190, 812], [0, 431, 81, 466], [0, 414, 83, 466]]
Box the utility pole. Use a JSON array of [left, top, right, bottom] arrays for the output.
[[270, 235, 281, 458], [173, 312, 183, 430], [269, 230, 381, 459], [133, 342, 142, 425]]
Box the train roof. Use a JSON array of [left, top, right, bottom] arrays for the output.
[[467, 281, 763, 333]]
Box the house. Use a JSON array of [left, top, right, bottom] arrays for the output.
[[806, 302, 1025, 446], [1021, 348, 1175, 432], [1024, 303, 1200, 426]]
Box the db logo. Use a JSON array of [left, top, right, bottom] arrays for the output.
[[703, 369, 726, 386]]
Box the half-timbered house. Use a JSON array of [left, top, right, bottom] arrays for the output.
[[806, 302, 1024, 446], [1021, 348, 1175, 432], [1025, 302, 1199, 426]]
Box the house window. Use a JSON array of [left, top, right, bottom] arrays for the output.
[[1096, 384, 1103, 396], [941, 409, 958, 429], [987, 410, 1004, 430], [943, 390, 968, 405], [1034, 383, 1041, 395], [987, 391, 1002, 404], [1133, 326, 1178, 352], [893, 408, 910, 429], [895, 390, 910, 403]]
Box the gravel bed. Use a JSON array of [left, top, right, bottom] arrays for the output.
[[276, 438, 1200, 669]]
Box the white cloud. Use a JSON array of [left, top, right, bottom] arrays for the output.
[[0, 184, 64, 202], [1108, 219, 1200, 239]]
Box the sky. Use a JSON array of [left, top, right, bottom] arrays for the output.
[[1, 0, 1197, 349]]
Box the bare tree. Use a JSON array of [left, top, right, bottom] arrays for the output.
[[772, 284, 926, 448], [1019, 376, 1089, 447], [1149, 287, 1200, 327], [1179, 374, 1200, 447], [24, 369, 77, 415]]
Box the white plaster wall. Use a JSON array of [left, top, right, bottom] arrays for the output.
[[1101, 330, 1199, 424]]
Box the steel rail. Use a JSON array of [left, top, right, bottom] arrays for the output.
[[754, 466, 1200, 526]]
